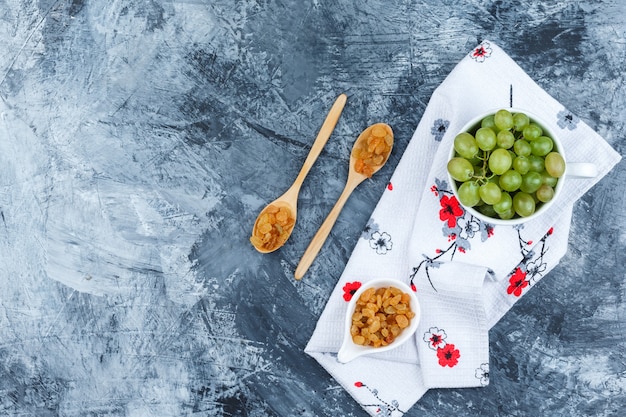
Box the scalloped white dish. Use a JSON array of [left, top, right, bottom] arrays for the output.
[[337, 278, 420, 363]]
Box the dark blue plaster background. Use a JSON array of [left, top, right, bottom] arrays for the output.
[[0, 1, 624, 416]]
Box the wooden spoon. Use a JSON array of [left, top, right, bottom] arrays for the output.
[[294, 123, 393, 279], [250, 94, 347, 253]]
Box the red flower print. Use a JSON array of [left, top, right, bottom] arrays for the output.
[[423, 327, 447, 350], [473, 46, 488, 58], [439, 195, 463, 228], [507, 267, 528, 297], [428, 333, 445, 349], [469, 42, 493, 62], [342, 281, 362, 301], [437, 344, 460, 367], [354, 381, 363, 387], [387, 182, 393, 191]]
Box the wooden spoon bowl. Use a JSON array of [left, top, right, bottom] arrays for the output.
[[250, 94, 347, 253], [294, 123, 393, 279]]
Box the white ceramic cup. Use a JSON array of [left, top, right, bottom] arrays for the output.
[[337, 278, 421, 363], [448, 108, 598, 225]]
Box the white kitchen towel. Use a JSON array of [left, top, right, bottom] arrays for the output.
[[304, 40, 621, 416]]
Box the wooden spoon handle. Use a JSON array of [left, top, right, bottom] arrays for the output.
[[292, 94, 347, 187], [294, 177, 361, 280]]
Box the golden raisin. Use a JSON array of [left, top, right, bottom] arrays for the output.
[[251, 205, 295, 251], [349, 285, 413, 348], [372, 125, 387, 137], [353, 124, 393, 178], [258, 223, 272, 235], [396, 314, 409, 329]]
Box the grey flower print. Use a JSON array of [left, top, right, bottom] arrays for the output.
[[361, 218, 379, 240], [457, 217, 480, 240], [557, 109, 580, 130], [475, 363, 490, 386], [369, 231, 392, 254], [431, 119, 450, 142]]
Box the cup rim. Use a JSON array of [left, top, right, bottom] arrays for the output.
[[448, 107, 565, 226]]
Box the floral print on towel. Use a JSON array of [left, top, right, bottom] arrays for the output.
[[475, 363, 490, 386], [470, 41, 493, 62], [361, 218, 393, 255], [410, 178, 494, 290], [423, 327, 460, 368], [354, 381, 405, 417], [342, 281, 362, 302], [506, 227, 554, 297]]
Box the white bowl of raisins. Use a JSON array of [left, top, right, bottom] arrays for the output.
[[337, 278, 420, 363]]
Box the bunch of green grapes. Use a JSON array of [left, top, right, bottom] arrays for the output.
[[447, 109, 565, 220]]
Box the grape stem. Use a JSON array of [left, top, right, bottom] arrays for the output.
[[470, 150, 493, 184]]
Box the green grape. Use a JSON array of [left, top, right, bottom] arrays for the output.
[[522, 123, 543, 141], [528, 155, 545, 172], [545, 152, 565, 178], [476, 203, 498, 218], [532, 192, 541, 203], [479, 182, 502, 205], [536, 184, 555, 203], [513, 113, 529, 132], [541, 171, 558, 187], [447, 157, 474, 182], [494, 109, 514, 131], [508, 150, 516, 161], [513, 156, 530, 175], [530, 136, 554, 156], [520, 171, 542, 193], [457, 181, 481, 207], [475, 127, 497, 151], [488, 148, 512, 175], [454, 132, 479, 159], [498, 207, 516, 220], [496, 130, 515, 149], [468, 154, 483, 166], [513, 139, 531, 157], [481, 115, 496, 130], [499, 170, 522, 192], [513, 192, 536, 217], [493, 192, 512, 214]]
